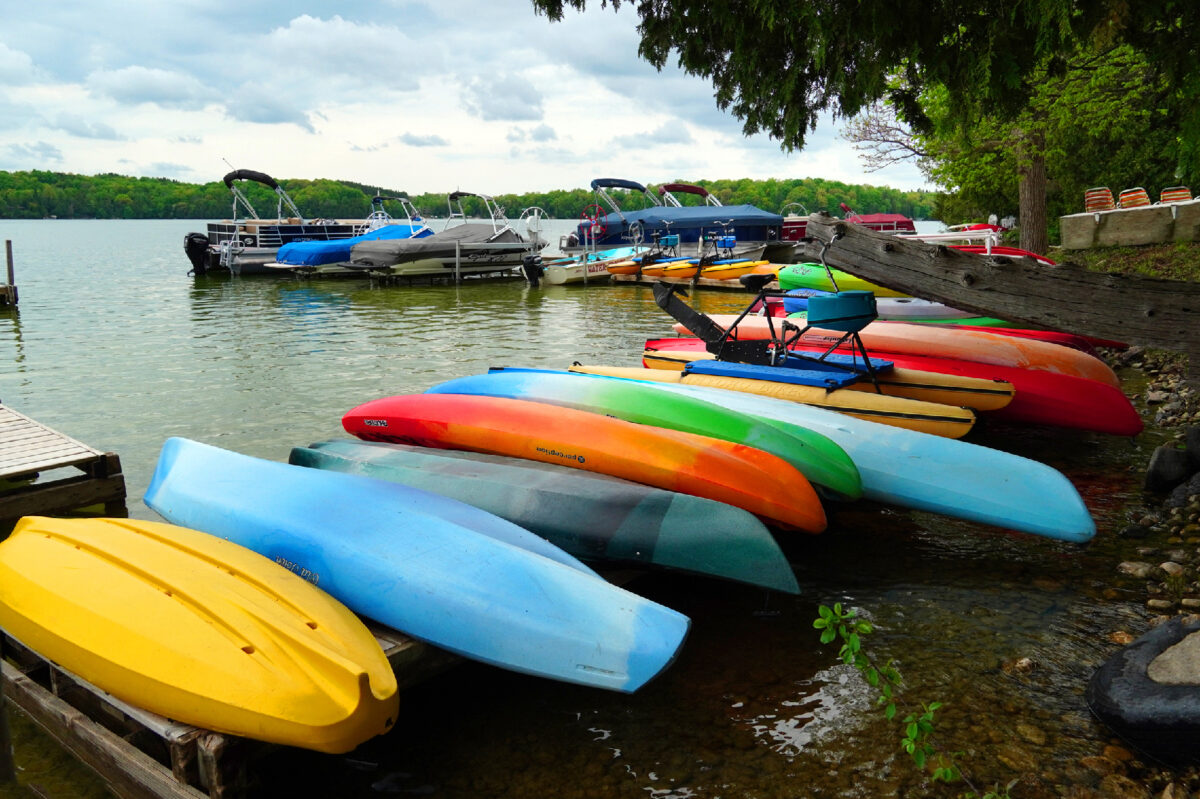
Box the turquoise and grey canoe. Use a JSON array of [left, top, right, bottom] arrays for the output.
[[145, 437, 690, 693], [289, 439, 800, 594], [497, 369, 1096, 543], [424, 367, 862, 500]]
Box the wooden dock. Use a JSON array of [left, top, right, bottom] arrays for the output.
[[1, 626, 460, 799], [0, 404, 127, 522]]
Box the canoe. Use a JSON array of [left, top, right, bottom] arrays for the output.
[[0, 516, 398, 753], [776, 262, 911, 297], [551, 367, 1096, 542], [425, 368, 861, 498], [342, 393, 827, 533], [640, 347, 1015, 412], [645, 337, 1143, 436], [145, 437, 689, 693], [289, 439, 800, 594], [676, 314, 1121, 388]]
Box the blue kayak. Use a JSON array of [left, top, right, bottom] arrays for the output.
[[144, 437, 690, 692], [503, 368, 1096, 543]]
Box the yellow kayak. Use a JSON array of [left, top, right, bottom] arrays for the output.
[[700, 260, 770, 280], [641, 348, 1015, 412], [0, 516, 399, 753], [570, 365, 977, 439]]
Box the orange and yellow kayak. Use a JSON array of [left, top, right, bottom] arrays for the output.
[[674, 315, 1120, 387], [700, 261, 771, 280], [343, 393, 826, 532]]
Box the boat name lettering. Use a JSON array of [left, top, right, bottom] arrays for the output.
[[535, 446, 586, 465], [363, 419, 388, 427], [274, 555, 320, 585]]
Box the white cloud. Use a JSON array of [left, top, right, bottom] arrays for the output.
[[0, 1, 933, 194], [87, 66, 215, 110]]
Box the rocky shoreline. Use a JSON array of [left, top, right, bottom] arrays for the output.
[[1077, 347, 1200, 799]]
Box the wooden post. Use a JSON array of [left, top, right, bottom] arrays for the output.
[[0, 634, 17, 784], [2, 241, 16, 306]]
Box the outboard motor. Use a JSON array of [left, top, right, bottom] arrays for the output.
[[184, 232, 211, 276], [522, 254, 544, 287]]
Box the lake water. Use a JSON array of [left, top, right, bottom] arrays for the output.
[[0, 219, 1166, 798]]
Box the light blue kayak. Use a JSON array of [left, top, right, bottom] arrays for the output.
[[144, 437, 690, 693], [498, 369, 1096, 543], [290, 439, 800, 594]]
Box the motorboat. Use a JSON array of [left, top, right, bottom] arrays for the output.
[[331, 192, 545, 279], [564, 178, 785, 258], [269, 195, 433, 268], [780, 201, 917, 248], [183, 169, 392, 276]]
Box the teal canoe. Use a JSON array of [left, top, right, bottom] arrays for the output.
[[290, 439, 800, 594], [145, 437, 690, 693], [424, 367, 862, 500]]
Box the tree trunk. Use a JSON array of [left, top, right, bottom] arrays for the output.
[[1017, 128, 1048, 254]]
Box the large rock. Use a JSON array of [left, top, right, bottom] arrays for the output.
[[1146, 445, 1195, 492]]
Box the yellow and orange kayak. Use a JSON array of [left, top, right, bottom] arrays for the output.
[[569, 364, 977, 439], [0, 516, 399, 753], [674, 315, 1120, 387], [700, 260, 771, 280], [343, 393, 826, 532]]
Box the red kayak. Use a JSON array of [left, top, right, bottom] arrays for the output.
[[645, 338, 1143, 436]]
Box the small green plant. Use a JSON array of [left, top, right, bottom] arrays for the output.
[[814, 603, 1011, 798], [1164, 571, 1188, 603]]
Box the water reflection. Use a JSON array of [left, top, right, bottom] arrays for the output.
[[0, 221, 1162, 798]]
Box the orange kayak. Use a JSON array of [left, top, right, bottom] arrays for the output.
[[674, 314, 1120, 387], [343, 394, 826, 533]]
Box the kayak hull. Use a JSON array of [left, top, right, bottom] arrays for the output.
[[0, 516, 399, 753], [645, 338, 1142, 436], [678, 315, 1121, 388], [289, 439, 800, 594], [552, 367, 1095, 542], [342, 394, 827, 533], [145, 437, 690, 693], [424, 367, 862, 499]]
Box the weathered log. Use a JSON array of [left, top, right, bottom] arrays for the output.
[[800, 213, 1200, 381]]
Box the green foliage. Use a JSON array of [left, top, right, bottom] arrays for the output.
[[0, 171, 939, 220], [813, 603, 1010, 799], [533, 0, 1200, 167], [917, 46, 1192, 228]]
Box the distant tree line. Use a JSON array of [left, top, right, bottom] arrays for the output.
[[0, 170, 939, 221]]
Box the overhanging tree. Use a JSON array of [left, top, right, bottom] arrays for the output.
[[532, 0, 1199, 248]]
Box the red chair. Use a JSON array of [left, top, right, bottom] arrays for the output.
[[1117, 187, 1151, 208], [1160, 186, 1193, 204], [1084, 187, 1115, 212]]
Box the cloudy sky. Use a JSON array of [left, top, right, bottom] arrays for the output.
[[0, 0, 931, 196]]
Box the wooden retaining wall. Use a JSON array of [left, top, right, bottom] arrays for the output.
[[1060, 200, 1200, 249]]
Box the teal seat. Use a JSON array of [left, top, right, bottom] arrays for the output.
[[805, 290, 878, 333]]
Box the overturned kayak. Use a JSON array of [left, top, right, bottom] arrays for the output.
[[644, 337, 1142, 436], [640, 346, 1015, 412], [424, 367, 862, 499], [342, 393, 827, 533], [145, 437, 690, 693], [552, 367, 1096, 542], [677, 314, 1121, 388], [290, 439, 800, 594], [0, 516, 399, 753], [567, 363, 976, 439]]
